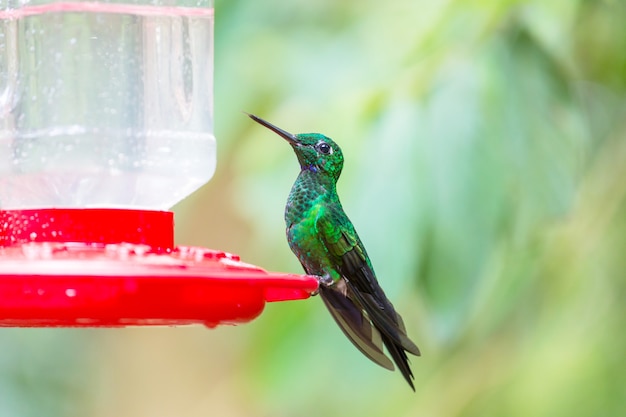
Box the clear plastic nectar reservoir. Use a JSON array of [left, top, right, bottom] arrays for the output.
[[0, 0, 215, 209]]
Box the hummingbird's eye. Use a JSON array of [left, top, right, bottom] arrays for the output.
[[317, 142, 332, 155]]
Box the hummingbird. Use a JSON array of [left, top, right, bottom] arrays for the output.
[[247, 113, 420, 390]]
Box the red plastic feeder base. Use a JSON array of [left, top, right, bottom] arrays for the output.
[[0, 209, 318, 328]]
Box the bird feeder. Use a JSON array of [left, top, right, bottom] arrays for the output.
[[0, 0, 317, 327]]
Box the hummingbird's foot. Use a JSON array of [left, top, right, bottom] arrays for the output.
[[310, 274, 334, 296], [318, 274, 334, 287]]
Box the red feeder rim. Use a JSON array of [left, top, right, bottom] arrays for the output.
[[0, 208, 318, 328]]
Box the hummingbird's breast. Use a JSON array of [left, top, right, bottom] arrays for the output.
[[284, 174, 336, 277], [286, 216, 326, 276]]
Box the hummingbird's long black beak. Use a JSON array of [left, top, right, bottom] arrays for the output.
[[246, 113, 299, 146]]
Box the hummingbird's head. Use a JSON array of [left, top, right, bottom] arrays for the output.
[[248, 114, 344, 180]]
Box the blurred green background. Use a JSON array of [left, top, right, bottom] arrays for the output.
[[2, 0, 625, 416]]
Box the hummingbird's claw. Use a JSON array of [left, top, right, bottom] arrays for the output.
[[310, 274, 334, 296], [319, 274, 334, 287]]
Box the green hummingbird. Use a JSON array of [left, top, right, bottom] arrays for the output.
[[248, 113, 420, 390]]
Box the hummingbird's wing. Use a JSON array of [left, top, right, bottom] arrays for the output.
[[342, 252, 420, 355], [319, 282, 394, 370], [316, 207, 420, 389]]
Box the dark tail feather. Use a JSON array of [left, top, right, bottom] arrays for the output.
[[319, 285, 394, 370], [320, 282, 420, 391], [345, 280, 420, 391], [348, 282, 421, 356], [382, 333, 415, 391]]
